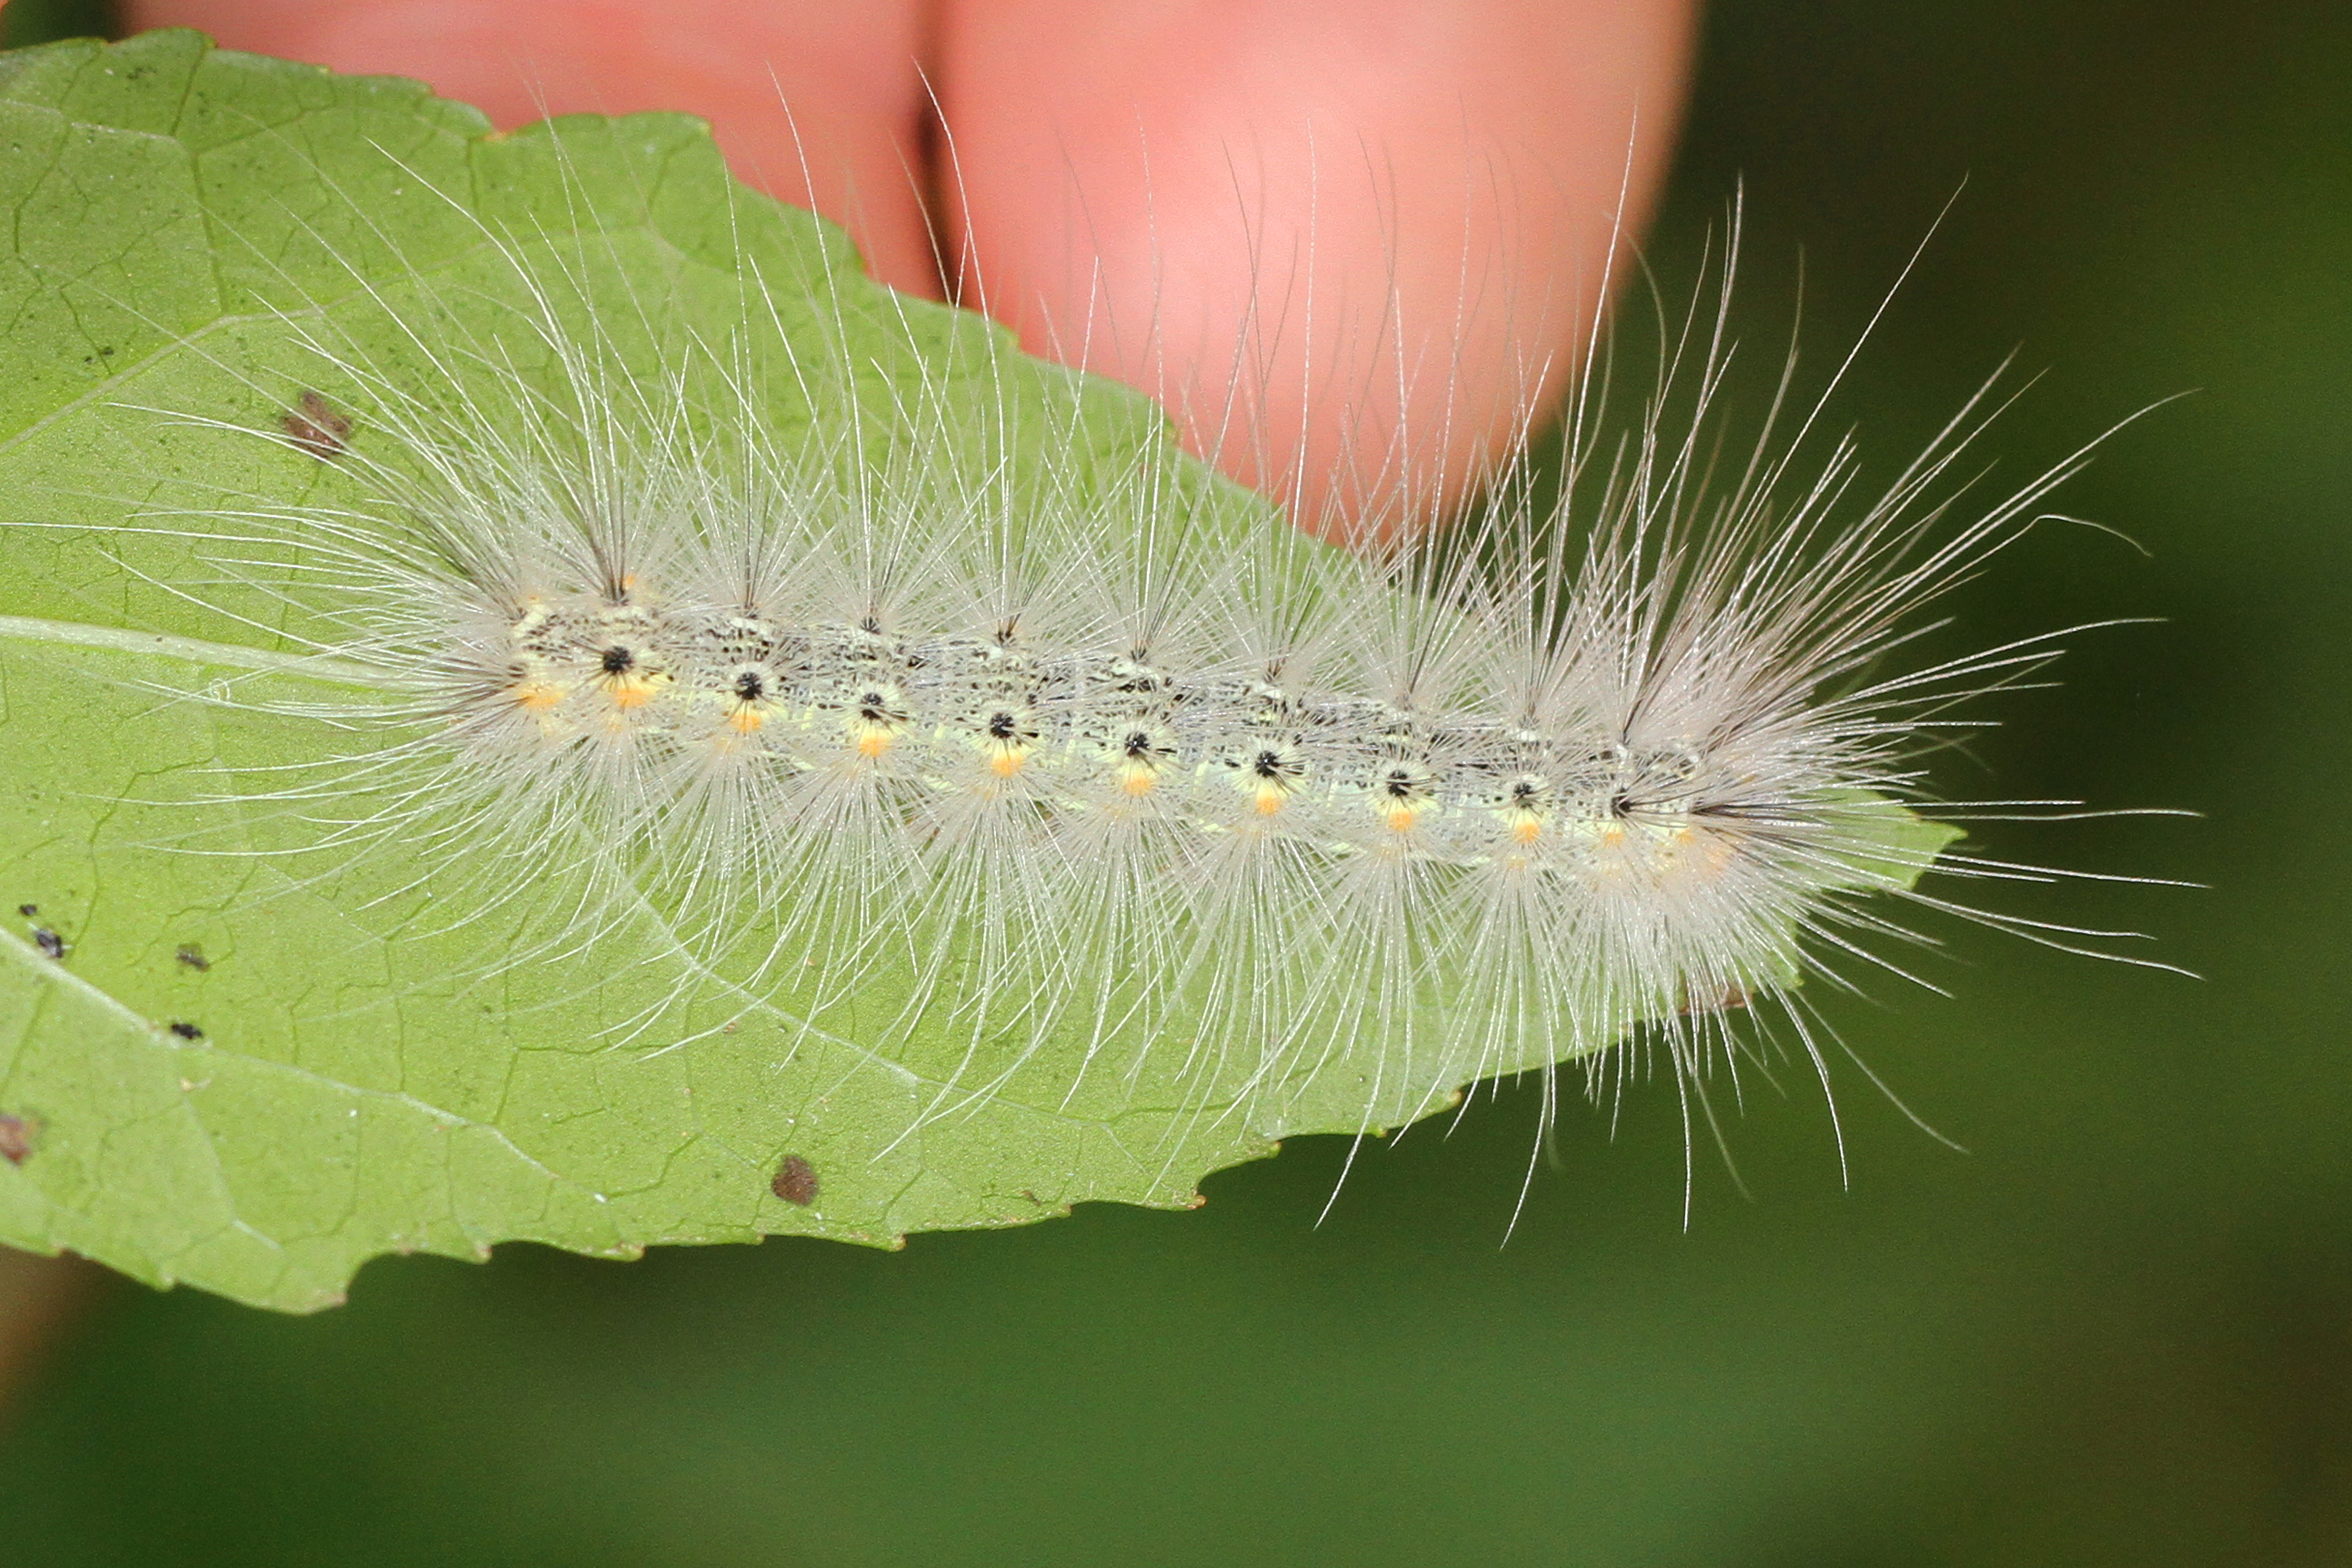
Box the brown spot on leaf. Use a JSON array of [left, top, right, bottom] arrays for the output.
[[31, 927, 63, 960], [0, 1114, 34, 1166], [771, 1155, 819, 1207], [175, 943, 210, 972], [1680, 982, 1753, 1017], [167, 1021, 204, 1040], [282, 390, 352, 459]]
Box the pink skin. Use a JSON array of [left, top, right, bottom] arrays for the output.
[[129, 0, 1695, 539]]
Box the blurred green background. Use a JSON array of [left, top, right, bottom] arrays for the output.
[[1, 1, 2346, 1562]]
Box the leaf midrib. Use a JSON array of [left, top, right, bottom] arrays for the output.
[[0, 612, 383, 685]]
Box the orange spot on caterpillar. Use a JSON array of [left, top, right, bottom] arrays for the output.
[[595, 646, 666, 710], [987, 750, 1025, 778], [514, 682, 564, 712], [1243, 743, 1303, 814], [727, 706, 765, 735], [608, 681, 656, 710], [771, 1154, 819, 1206], [1510, 818, 1544, 845], [856, 730, 894, 759]]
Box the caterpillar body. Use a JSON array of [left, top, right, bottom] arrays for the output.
[[8, 98, 2148, 1225]]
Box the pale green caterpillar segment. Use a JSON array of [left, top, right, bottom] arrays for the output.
[[475, 585, 1810, 874]]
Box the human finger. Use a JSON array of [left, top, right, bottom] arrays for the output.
[[935, 0, 1699, 541]]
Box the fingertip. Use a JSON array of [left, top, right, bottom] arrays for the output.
[[937, 0, 1699, 545]]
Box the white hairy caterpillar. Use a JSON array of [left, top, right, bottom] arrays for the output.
[[29, 101, 2164, 1223]]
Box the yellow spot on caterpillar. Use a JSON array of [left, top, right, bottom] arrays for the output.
[[855, 728, 894, 759], [1379, 789, 1437, 834], [1254, 785, 1288, 816], [608, 676, 660, 710], [514, 681, 564, 712], [1510, 817, 1544, 846], [727, 706, 765, 735], [1638, 821, 1701, 875], [986, 748, 1028, 779], [1117, 765, 1159, 797]]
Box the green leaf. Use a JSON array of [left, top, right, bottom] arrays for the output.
[[0, 31, 1958, 1312]]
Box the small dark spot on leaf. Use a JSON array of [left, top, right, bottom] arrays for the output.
[[32, 928, 64, 960], [176, 944, 211, 971], [16, 903, 35, 917], [0, 1114, 31, 1166], [771, 1155, 819, 1206], [282, 389, 352, 459], [1679, 983, 1752, 1017], [167, 1020, 204, 1040]]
